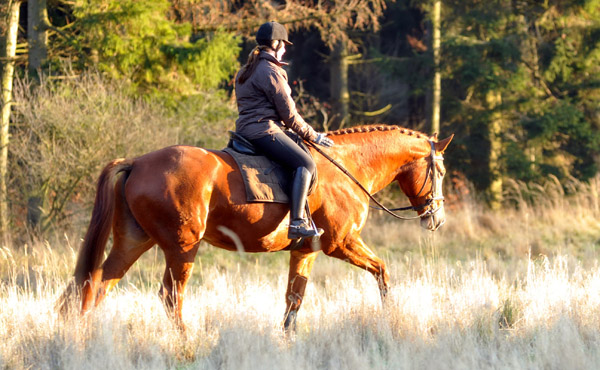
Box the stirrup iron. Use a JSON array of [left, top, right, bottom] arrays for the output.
[[287, 203, 323, 240], [288, 219, 323, 239]]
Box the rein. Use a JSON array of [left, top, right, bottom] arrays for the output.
[[307, 140, 444, 220]]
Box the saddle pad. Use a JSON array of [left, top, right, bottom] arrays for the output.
[[223, 147, 290, 203]]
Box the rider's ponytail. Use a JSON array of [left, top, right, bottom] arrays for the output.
[[237, 45, 271, 85]]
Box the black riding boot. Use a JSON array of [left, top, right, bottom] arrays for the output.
[[288, 167, 322, 239]]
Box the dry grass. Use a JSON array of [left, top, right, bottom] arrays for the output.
[[2, 177, 600, 369]]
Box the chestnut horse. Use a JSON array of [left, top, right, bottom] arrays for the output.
[[60, 124, 453, 331]]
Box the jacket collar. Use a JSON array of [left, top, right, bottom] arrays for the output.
[[259, 50, 289, 67]]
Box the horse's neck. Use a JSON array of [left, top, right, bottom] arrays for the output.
[[332, 130, 431, 193]]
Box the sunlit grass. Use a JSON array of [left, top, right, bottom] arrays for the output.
[[2, 176, 600, 369], [3, 249, 600, 369]]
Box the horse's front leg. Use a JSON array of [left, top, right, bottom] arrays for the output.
[[324, 235, 389, 301], [283, 249, 320, 332]]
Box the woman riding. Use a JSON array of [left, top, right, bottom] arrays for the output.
[[234, 21, 334, 239]]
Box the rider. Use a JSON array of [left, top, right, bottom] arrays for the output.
[[234, 21, 334, 239]]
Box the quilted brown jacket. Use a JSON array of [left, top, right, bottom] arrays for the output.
[[234, 51, 318, 142]]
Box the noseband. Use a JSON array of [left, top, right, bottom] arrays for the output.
[[307, 140, 445, 221]]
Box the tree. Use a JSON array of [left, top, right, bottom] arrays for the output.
[[430, 0, 441, 135], [330, 41, 350, 128], [0, 0, 21, 237], [486, 90, 503, 209], [44, 0, 241, 95], [27, 0, 49, 75], [441, 0, 600, 201], [421, 0, 442, 135]]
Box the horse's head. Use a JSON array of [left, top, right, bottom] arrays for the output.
[[397, 135, 453, 231]]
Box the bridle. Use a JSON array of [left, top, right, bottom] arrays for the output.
[[401, 140, 446, 218], [307, 140, 445, 221]]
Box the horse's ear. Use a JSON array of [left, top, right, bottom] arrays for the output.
[[435, 134, 454, 153]]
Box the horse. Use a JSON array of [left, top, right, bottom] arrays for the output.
[[59, 124, 453, 332]]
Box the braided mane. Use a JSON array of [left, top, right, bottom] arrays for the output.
[[327, 124, 429, 139]]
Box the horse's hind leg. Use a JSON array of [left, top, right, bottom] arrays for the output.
[[325, 236, 390, 300], [93, 235, 154, 308], [283, 249, 320, 332], [90, 182, 155, 310], [159, 242, 200, 332]]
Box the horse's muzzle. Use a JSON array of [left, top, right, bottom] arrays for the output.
[[420, 208, 446, 231]]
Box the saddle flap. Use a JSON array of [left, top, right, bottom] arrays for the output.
[[223, 147, 291, 203]]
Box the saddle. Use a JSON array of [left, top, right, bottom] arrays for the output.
[[223, 131, 317, 204], [224, 131, 322, 248]]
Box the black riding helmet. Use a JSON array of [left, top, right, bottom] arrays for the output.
[[256, 21, 293, 46]]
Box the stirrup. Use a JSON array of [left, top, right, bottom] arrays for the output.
[[288, 219, 324, 239]]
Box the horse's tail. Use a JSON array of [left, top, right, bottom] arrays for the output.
[[58, 158, 133, 314], [74, 158, 133, 286]]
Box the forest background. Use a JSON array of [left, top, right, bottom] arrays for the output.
[[0, 0, 599, 237]]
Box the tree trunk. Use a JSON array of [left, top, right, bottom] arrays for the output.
[[27, 0, 48, 75], [516, 13, 542, 174], [430, 0, 441, 136], [486, 90, 503, 210], [329, 41, 349, 130], [0, 0, 21, 237]]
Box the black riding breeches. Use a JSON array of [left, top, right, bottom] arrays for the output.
[[249, 132, 316, 175]]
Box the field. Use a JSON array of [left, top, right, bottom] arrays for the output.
[[2, 178, 600, 369]]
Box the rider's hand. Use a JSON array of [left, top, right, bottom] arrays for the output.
[[314, 133, 334, 147]]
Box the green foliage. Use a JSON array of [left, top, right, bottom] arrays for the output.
[[437, 0, 600, 193], [160, 31, 241, 93], [522, 100, 599, 179], [545, 36, 578, 84], [69, 0, 240, 93]]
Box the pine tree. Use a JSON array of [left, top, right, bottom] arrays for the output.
[[441, 0, 600, 200]]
